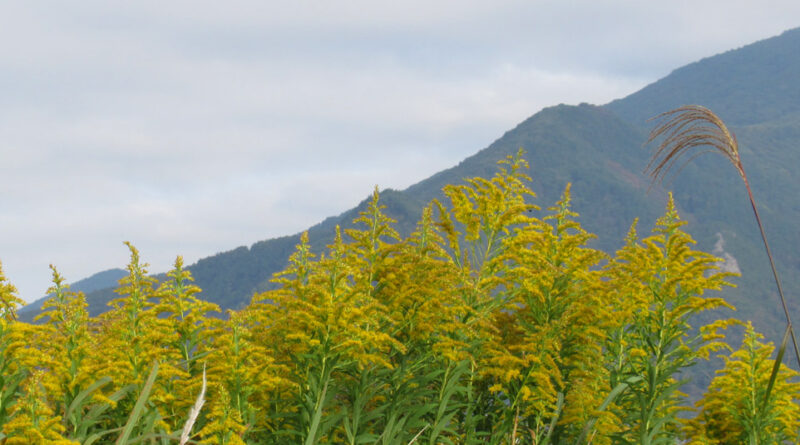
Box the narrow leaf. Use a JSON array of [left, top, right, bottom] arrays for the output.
[[762, 323, 790, 413], [116, 361, 159, 445]]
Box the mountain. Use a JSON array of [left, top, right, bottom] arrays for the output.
[[17, 268, 128, 320], [607, 27, 800, 126], [64, 268, 128, 296], [18, 28, 800, 352]]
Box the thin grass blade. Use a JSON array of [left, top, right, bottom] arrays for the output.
[[67, 376, 112, 425], [577, 376, 643, 444], [304, 378, 329, 445], [540, 392, 564, 445], [116, 361, 159, 445], [762, 324, 790, 414]]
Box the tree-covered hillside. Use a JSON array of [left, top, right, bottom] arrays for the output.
[[3, 156, 798, 443], [18, 27, 800, 353], [607, 28, 800, 126]]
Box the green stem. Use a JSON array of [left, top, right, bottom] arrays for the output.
[[742, 173, 800, 370]]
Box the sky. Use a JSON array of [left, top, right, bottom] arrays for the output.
[[2, 1, 799, 303]]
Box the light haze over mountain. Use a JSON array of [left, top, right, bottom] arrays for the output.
[[3, 2, 800, 304]]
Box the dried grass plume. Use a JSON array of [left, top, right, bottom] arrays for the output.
[[179, 364, 207, 445], [645, 104, 743, 184], [645, 104, 800, 374]]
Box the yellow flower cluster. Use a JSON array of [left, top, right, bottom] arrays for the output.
[[0, 151, 792, 444]]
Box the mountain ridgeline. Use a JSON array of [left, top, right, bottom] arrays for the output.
[[19, 28, 800, 348]]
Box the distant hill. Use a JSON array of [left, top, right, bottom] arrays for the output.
[[18, 268, 127, 321], [19, 27, 800, 356], [606, 28, 800, 339], [19, 104, 657, 321], [67, 268, 127, 296], [607, 27, 800, 126]]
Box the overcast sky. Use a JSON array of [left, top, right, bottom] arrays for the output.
[[2, 1, 799, 302]]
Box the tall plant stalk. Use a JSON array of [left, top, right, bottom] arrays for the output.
[[645, 104, 800, 370]]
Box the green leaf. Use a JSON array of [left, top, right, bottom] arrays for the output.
[[762, 323, 790, 413], [577, 376, 643, 444], [66, 376, 111, 427], [116, 361, 159, 445]]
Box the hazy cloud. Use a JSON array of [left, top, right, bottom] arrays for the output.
[[1, 1, 798, 301]]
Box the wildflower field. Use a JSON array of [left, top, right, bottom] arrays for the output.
[[0, 152, 797, 444]]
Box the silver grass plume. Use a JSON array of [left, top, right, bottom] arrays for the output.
[[645, 104, 800, 373]]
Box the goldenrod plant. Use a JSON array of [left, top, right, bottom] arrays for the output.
[[647, 104, 800, 444], [603, 196, 735, 444], [34, 266, 92, 437], [152, 256, 219, 431], [2, 370, 74, 444], [686, 322, 800, 444], [0, 143, 788, 444], [0, 262, 29, 440]]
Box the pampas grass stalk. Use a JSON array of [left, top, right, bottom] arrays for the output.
[[645, 104, 800, 371], [179, 364, 207, 445], [406, 424, 428, 445]]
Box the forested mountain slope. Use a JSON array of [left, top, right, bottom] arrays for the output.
[[19, 28, 800, 347]]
